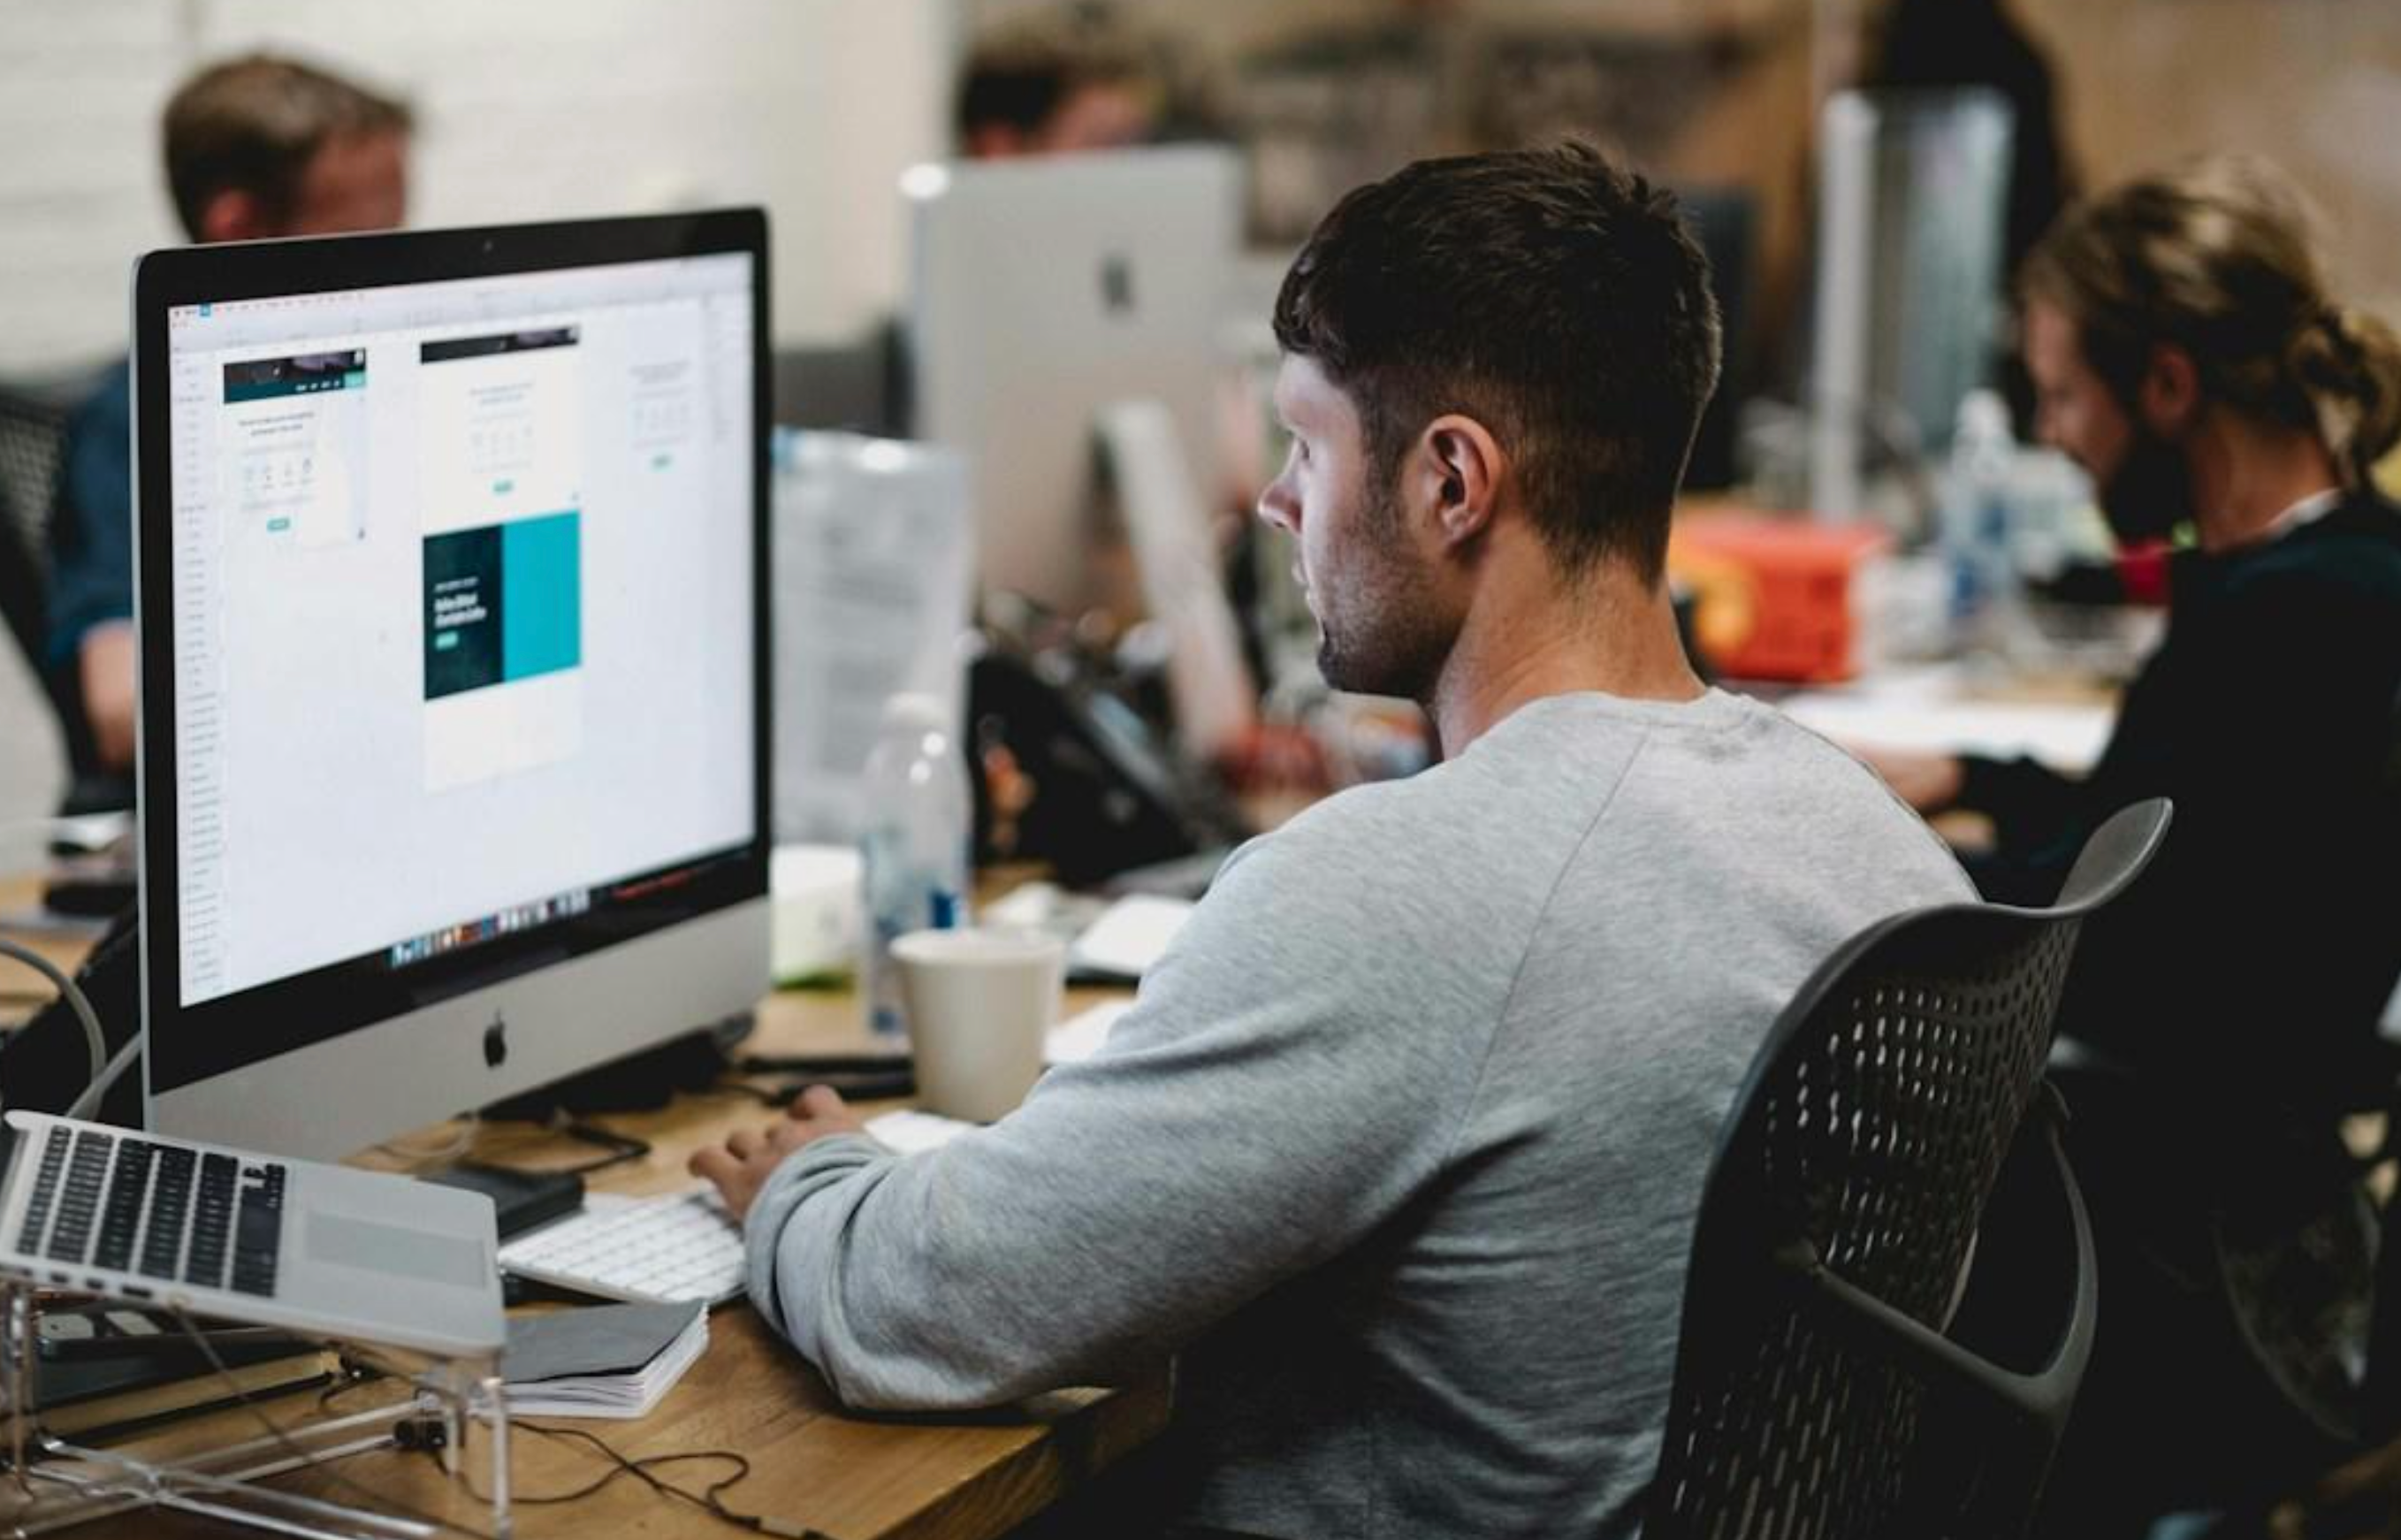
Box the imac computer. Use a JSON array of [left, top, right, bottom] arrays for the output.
[[905, 144, 1255, 762], [133, 210, 771, 1161], [905, 143, 1240, 621]]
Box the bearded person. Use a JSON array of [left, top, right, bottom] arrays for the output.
[[693, 142, 1974, 1540], [1868, 156, 2401, 1537]]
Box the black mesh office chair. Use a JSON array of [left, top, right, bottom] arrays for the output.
[[0, 381, 123, 812], [0, 385, 69, 660], [0, 475, 50, 690], [1646, 797, 2173, 1540], [0, 385, 77, 726], [0, 386, 69, 533]]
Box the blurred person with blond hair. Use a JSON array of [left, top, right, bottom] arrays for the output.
[[1871, 156, 2401, 1536]]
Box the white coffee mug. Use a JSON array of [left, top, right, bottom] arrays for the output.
[[893, 927, 1066, 1123]]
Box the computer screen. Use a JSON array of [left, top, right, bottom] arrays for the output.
[[134, 211, 771, 1160]]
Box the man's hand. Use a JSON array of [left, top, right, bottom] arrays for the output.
[[80, 622, 138, 771], [689, 1086, 867, 1221], [1852, 744, 1965, 814], [2270, 1437, 2401, 1540]]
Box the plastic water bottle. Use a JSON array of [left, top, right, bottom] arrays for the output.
[[1940, 389, 2021, 651], [859, 693, 972, 1038]]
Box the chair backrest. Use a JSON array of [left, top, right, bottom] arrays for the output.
[[0, 385, 70, 572], [0, 380, 111, 795], [0, 472, 49, 682], [1646, 797, 2172, 1540]]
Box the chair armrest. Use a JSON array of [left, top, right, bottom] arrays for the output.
[[1781, 1098, 2096, 1430]]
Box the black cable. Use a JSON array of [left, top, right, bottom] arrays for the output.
[[0, 934, 109, 1097], [401, 1416, 835, 1537], [734, 1053, 913, 1077], [454, 1115, 651, 1178], [545, 1118, 651, 1178], [516, 1423, 837, 1539], [164, 1307, 506, 1540], [167, 1308, 834, 1539], [718, 1070, 917, 1104]]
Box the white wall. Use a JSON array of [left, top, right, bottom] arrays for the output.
[[0, 0, 953, 845], [0, 0, 954, 378]]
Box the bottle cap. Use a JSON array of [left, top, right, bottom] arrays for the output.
[[1954, 388, 2011, 444]]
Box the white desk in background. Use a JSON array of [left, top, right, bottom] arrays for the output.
[[1772, 661, 2117, 776]]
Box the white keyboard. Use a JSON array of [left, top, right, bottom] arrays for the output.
[[498, 1189, 747, 1306]]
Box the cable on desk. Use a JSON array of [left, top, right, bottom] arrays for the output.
[[425, 1421, 838, 1537], [545, 1117, 652, 1177], [721, 1055, 918, 1104], [0, 934, 109, 1105], [169, 1308, 835, 1540], [429, 1112, 652, 1178], [371, 1112, 483, 1168], [528, 1423, 837, 1539], [719, 1071, 918, 1105], [164, 1307, 507, 1540]]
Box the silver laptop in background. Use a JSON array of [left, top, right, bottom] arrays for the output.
[[0, 1110, 504, 1360]]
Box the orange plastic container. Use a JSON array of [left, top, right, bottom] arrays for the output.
[[1666, 513, 1891, 683]]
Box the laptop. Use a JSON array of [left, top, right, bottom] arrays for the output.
[[0, 1111, 505, 1360]]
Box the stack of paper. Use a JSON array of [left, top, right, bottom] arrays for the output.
[[865, 1109, 979, 1155], [1045, 999, 1132, 1066], [1067, 896, 1194, 980], [501, 1300, 707, 1420]]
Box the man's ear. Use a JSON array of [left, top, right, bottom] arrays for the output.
[[1414, 414, 1505, 549], [2138, 342, 2201, 435]]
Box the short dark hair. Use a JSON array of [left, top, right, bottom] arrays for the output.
[[163, 54, 413, 242], [954, 18, 1146, 145], [1273, 141, 1722, 583]]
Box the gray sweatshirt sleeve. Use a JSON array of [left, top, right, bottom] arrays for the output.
[[740, 811, 1513, 1411]]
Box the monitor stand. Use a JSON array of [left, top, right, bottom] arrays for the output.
[[1094, 397, 1257, 768], [478, 1011, 752, 1121]]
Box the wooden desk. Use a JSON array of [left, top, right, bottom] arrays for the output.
[[0, 878, 1169, 1540]]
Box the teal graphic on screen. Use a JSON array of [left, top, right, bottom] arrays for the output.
[[423, 512, 582, 698]]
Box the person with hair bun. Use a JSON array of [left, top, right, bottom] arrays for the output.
[[1873, 156, 2401, 1535]]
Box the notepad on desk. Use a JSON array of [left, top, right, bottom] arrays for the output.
[[501, 1300, 707, 1420], [1066, 896, 1193, 981], [981, 886, 1195, 983]]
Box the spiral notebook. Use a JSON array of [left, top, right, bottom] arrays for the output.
[[500, 1299, 707, 1420]]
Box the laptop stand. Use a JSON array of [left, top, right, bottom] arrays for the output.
[[0, 1280, 512, 1538]]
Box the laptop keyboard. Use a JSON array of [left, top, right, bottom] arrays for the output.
[[15, 1127, 286, 1298]]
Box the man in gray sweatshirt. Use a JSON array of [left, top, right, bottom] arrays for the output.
[[696, 141, 1970, 1538]]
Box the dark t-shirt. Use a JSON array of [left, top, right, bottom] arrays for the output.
[[1959, 491, 2401, 1134]]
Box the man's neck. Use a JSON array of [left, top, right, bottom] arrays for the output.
[[2186, 409, 2343, 553], [1424, 557, 1703, 757]]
